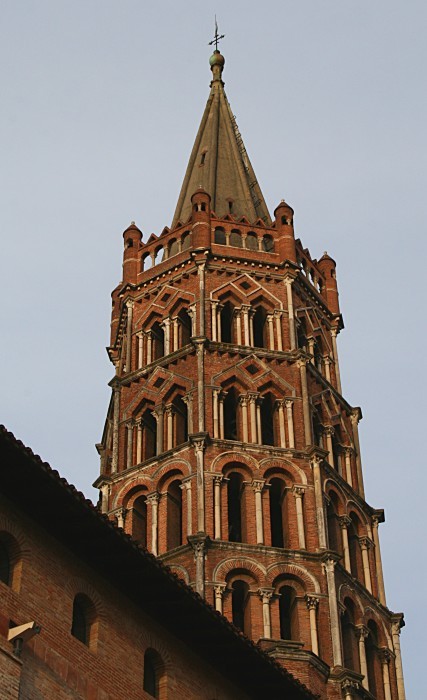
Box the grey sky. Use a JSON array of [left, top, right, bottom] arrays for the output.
[[0, 1, 425, 695]]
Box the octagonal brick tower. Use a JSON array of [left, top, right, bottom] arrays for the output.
[[94, 51, 406, 700]]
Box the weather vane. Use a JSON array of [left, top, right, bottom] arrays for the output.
[[208, 16, 225, 51]]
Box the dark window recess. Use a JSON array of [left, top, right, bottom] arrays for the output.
[[0, 541, 10, 585]]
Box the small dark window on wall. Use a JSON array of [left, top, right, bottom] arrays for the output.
[[143, 648, 164, 698], [0, 540, 10, 585], [71, 594, 96, 648]]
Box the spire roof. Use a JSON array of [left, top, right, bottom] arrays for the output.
[[172, 51, 271, 227]]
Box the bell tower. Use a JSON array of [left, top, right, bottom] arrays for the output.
[[94, 50, 406, 700]]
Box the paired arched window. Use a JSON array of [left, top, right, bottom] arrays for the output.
[[253, 306, 266, 348], [177, 309, 192, 346], [220, 301, 234, 343], [141, 407, 157, 460], [223, 387, 238, 441], [348, 512, 363, 580], [341, 598, 359, 672], [260, 392, 275, 445], [278, 585, 298, 640], [166, 480, 183, 550], [269, 478, 286, 548], [326, 492, 342, 555], [231, 580, 250, 634], [151, 322, 165, 360], [71, 594, 97, 649], [171, 395, 188, 447], [143, 648, 165, 698], [227, 472, 244, 543], [366, 621, 381, 698], [132, 495, 148, 547]]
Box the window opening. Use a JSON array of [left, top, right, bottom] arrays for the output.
[[227, 472, 243, 542], [269, 478, 286, 547], [223, 388, 238, 441]]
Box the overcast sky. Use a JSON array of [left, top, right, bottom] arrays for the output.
[[0, 1, 425, 695]]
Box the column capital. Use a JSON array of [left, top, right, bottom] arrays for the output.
[[355, 625, 369, 640], [247, 391, 260, 402], [146, 492, 160, 506], [275, 398, 287, 409], [125, 298, 134, 310], [322, 554, 339, 573], [372, 508, 385, 526], [179, 480, 191, 492], [359, 536, 373, 550], [350, 407, 362, 424], [292, 485, 306, 497], [273, 309, 283, 318], [258, 587, 274, 602], [341, 678, 360, 694], [310, 453, 323, 470], [297, 357, 309, 370], [322, 424, 335, 436], [305, 594, 320, 610], [212, 473, 224, 485], [285, 398, 294, 409], [213, 583, 226, 597], [164, 403, 174, 416], [379, 648, 393, 665], [188, 533, 210, 559], [251, 479, 266, 493], [338, 514, 352, 529], [190, 433, 208, 454], [323, 355, 331, 366]]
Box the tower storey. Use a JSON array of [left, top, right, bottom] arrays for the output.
[[95, 50, 405, 700]]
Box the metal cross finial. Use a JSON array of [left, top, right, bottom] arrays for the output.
[[208, 16, 225, 51]]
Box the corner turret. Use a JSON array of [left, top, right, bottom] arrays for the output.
[[274, 200, 296, 263], [122, 221, 142, 283], [318, 251, 340, 315]]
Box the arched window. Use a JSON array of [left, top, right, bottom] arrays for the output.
[[227, 472, 243, 542], [132, 495, 147, 546], [246, 232, 258, 250], [260, 392, 275, 445], [141, 252, 152, 271], [153, 246, 163, 265], [278, 585, 298, 640], [143, 648, 165, 698], [341, 598, 358, 672], [296, 317, 307, 350], [366, 621, 381, 698], [223, 388, 238, 440], [348, 513, 363, 580], [230, 229, 243, 248], [220, 301, 234, 343], [71, 594, 96, 648], [326, 492, 342, 555], [314, 337, 323, 371], [142, 408, 157, 459], [231, 580, 249, 634], [269, 478, 286, 547], [177, 309, 192, 346], [166, 480, 183, 549], [0, 539, 10, 585], [172, 395, 188, 446], [168, 238, 179, 257], [332, 426, 342, 475], [181, 231, 191, 251], [262, 234, 274, 252], [253, 306, 266, 348], [214, 227, 226, 244], [312, 410, 323, 448], [0, 533, 20, 590], [151, 322, 165, 360]]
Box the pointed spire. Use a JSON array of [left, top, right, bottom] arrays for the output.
[[172, 51, 271, 228]]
